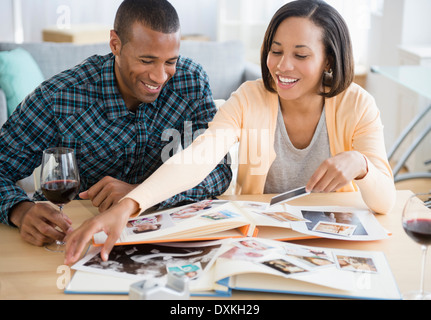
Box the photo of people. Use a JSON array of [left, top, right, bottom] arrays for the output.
[[335, 254, 378, 273], [220, 247, 265, 261], [125, 213, 174, 235], [262, 259, 307, 276], [239, 202, 268, 211], [256, 210, 309, 223], [283, 245, 334, 269], [302, 210, 367, 236], [78, 242, 222, 280], [170, 200, 215, 221], [219, 239, 272, 261], [201, 210, 240, 221], [236, 239, 273, 251], [312, 221, 357, 237], [167, 263, 202, 280]]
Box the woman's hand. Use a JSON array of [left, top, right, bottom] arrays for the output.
[[64, 198, 139, 265], [306, 151, 368, 193]]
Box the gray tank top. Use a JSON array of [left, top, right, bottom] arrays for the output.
[[264, 105, 331, 194]]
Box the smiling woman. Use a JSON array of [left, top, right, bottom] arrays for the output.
[[261, 2, 354, 99]]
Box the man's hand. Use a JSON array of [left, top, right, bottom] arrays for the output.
[[9, 201, 73, 247], [306, 151, 368, 193], [79, 176, 138, 213], [64, 198, 139, 265]]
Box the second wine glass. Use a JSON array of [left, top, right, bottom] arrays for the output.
[[40, 147, 80, 252], [402, 192, 431, 300]]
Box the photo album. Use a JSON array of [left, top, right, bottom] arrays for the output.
[[67, 188, 398, 299], [66, 238, 401, 300], [92, 197, 389, 246]]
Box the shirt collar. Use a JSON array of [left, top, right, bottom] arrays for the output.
[[100, 54, 130, 120]]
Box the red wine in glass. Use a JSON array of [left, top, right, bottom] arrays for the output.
[[403, 219, 431, 246], [40, 147, 80, 252], [402, 193, 431, 300], [41, 179, 80, 207]]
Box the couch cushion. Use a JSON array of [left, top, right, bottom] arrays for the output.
[[180, 41, 245, 100], [0, 47, 45, 116]]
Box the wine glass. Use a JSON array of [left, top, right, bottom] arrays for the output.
[[40, 147, 80, 252], [402, 192, 431, 300]]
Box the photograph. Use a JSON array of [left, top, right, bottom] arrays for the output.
[[312, 221, 357, 237], [239, 201, 268, 211], [335, 254, 378, 274], [125, 213, 175, 235], [302, 210, 367, 236], [169, 200, 216, 221], [255, 210, 309, 222], [219, 246, 265, 261], [236, 239, 274, 251], [201, 209, 241, 221], [167, 262, 202, 280], [75, 242, 222, 280], [283, 245, 335, 269], [262, 259, 307, 276]]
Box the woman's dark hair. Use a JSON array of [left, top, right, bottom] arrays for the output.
[[114, 0, 180, 44], [261, 0, 354, 98]]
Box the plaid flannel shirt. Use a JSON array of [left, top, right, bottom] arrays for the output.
[[0, 53, 232, 226]]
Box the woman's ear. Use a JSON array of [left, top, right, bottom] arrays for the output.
[[325, 56, 333, 73]]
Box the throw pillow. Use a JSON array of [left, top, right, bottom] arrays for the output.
[[0, 47, 44, 116]]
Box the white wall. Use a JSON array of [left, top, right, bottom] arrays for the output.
[[171, 0, 218, 40], [0, 0, 218, 43]]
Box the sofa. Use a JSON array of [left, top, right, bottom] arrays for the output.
[[0, 40, 261, 194], [0, 40, 261, 127]]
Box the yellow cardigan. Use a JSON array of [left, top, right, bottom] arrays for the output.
[[126, 80, 396, 214]]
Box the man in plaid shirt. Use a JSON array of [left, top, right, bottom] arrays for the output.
[[0, 0, 232, 247]]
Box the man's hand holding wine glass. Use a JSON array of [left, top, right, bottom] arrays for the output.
[[9, 200, 73, 247]]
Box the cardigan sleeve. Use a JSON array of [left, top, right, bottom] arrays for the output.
[[352, 102, 396, 214], [341, 85, 396, 214]]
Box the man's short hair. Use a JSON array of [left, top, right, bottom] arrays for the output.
[[114, 0, 180, 44]]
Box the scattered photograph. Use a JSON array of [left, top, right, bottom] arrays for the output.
[[312, 221, 357, 237], [234, 239, 274, 251], [256, 210, 309, 222], [76, 242, 222, 280], [125, 213, 175, 236], [302, 210, 367, 236], [219, 239, 275, 261], [283, 245, 335, 268], [167, 262, 202, 280], [335, 254, 378, 273], [239, 201, 268, 211], [201, 210, 240, 220], [219, 246, 265, 261], [262, 259, 307, 276], [170, 200, 215, 221]]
